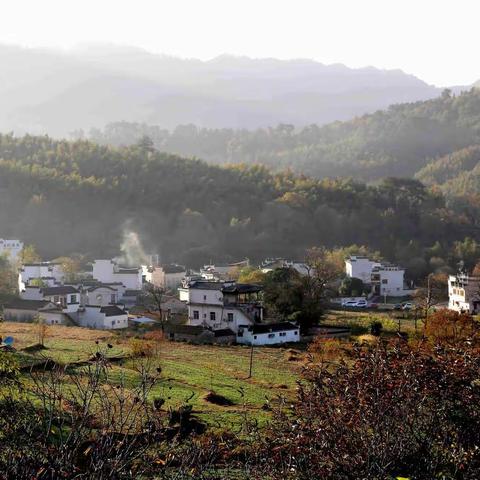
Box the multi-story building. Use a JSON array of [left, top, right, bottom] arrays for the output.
[[18, 262, 65, 292], [178, 280, 263, 333], [345, 256, 381, 284], [92, 259, 143, 291], [370, 264, 407, 296], [448, 273, 480, 314], [345, 256, 410, 296]]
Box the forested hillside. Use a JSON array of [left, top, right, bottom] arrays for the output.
[[416, 145, 480, 196], [0, 134, 479, 279], [89, 88, 480, 182]]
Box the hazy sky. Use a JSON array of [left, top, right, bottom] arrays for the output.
[[1, 0, 478, 86]]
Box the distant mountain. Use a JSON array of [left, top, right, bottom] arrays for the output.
[[0, 44, 452, 136]]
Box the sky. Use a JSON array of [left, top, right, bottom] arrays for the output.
[[0, 0, 478, 87]]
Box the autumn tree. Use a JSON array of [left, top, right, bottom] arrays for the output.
[[19, 244, 41, 264], [413, 272, 448, 331], [144, 283, 166, 331], [52, 255, 83, 282]]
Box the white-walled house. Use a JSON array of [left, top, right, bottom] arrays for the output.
[[448, 273, 480, 314], [0, 239, 23, 262], [145, 264, 186, 291], [345, 256, 411, 296], [237, 322, 300, 345], [20, 285, 44, 300], [18, 262, 65, 292], [178, 280, 263, 333], [371, 264, 408, 296], [40, 286, 81, 313], [92, 260, 142, 291], [83, 285, 119, 306], [345, 256, 381, 284], [80, 305, 128, 329], [3, 299, 55, 322]]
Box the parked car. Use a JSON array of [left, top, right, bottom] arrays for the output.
[[368, 302, 379, 309], [402, 302, 414, 310], [342, 300, 359, 308], [342, 299, 368, 308], [393, 304, 403, 311]]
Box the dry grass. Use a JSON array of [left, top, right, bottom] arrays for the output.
[[0, 322, 115, 349]]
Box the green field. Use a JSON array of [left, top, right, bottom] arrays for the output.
[[2, 322, 301, 429], [3, 309, 423, 430]]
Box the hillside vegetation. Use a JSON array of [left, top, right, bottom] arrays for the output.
[[90, 88, 480, 182], [0, 133, 479, 278]]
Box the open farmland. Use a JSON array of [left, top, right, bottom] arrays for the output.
[[0, 322, 302, 428]]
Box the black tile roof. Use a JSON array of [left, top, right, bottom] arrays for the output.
[[4, 299, 52, 311], [41, 286, 78, 296], [246, 322, 298, 334], [222, 283, 262, 294], [99, 305, 127, 317], [186, 281, 224, 290], [87, 285, 117, 292]]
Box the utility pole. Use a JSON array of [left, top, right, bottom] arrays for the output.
[[248, 341, 254, 378]]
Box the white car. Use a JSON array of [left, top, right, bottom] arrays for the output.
[[402, 302, 414, 310], [342, 300, 358, 308], [342, 299, 367, 308]]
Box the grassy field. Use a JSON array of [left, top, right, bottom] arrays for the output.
[[1, 322, 302, 429], [323, 308, 421, 335], [1, 309, 426, 429]]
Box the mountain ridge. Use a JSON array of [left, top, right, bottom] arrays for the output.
[[0, 43, 456, 136]]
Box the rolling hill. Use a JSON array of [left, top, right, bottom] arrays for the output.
[[90, 88, 480, 182]]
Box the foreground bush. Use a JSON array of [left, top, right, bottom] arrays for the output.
[[259, 332, 480, 479]]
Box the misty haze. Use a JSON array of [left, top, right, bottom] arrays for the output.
[[1, 1, 480, 479]]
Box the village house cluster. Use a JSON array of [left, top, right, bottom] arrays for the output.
[[4, 240, 479, 345], [5, 255, 300, 345]]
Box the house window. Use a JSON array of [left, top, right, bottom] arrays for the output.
[[203, 295, 207, 301], [210, 312, 216, 321], [54, 295, 60, 303], [112, 320, 115, 326], [111, 294, 116, 304], [193, 310, 199, 320], [382, 279, 388, 284], [70, 295, 77, 304], [279, 332, 286, 337], [268, 333, 275, 338], [294, 331, 298, 335], [227, 313, 234, 322], [254, 335, 257, 339]]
